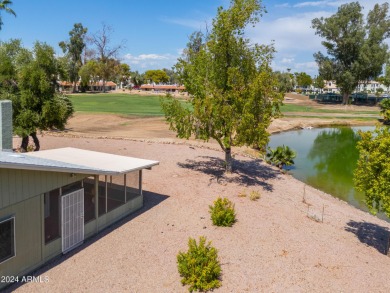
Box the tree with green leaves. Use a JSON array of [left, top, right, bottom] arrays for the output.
[[294, 72, 313, 90], [377, 62, 390, 90], [312, 2, 390, 104], [313, 75, 325, 93], [0, 41, 73, 151], [117, 63, 131, 88], [162, 68, 180, 84], [354, 127, 390, 217], [0, 0, 16, 30], [379, 98, 390, 123], [161, 0, 283, 172], [130, 70, 144, 88], [78, 59, 99, 92], [144, 69, 169, 84], [274, 71, 294, 93], [59, 23, 88, 92]]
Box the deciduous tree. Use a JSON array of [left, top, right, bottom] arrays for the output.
[[161, 0, 283, 172], [295, 72, 312, 89], [312, 2, 390, 104], [144, 69, 169, 84], [78, 60, 99, 92], [0, 41, 73, 151], [274, 71, 294, 93]]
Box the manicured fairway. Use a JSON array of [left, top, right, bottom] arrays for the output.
[[68, 93, 380, 119], [69, 93, 166, 116]]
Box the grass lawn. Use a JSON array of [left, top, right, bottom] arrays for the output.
[[69, 93, 166, 116], [68, 93, 380, 118]]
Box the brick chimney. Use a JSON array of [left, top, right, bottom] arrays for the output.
[[0, 100, 13, 151]]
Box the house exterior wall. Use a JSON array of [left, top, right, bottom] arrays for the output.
[[0, 168, 144, 290], [0, 169, 87, 210], [0, 169, 88, 289], [0, 196, 42, 280]]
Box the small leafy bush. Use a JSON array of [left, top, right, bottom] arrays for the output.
[[209, 197, 236, 227], [249, 190, 261, 201], [379, 98, 390, 123], [177, 236, 221, 292]]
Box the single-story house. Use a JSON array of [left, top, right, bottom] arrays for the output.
[[59, 81, 117, 92], [139, 84, 185, 93], [0, 100, 159, 289]]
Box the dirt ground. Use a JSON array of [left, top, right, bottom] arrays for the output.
[[7, 93, 390, 293]]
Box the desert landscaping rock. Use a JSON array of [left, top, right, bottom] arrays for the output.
[[8, 133, 390, 293]]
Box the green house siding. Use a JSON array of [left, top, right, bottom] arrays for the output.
[[0, 169, 88, 209], [0, 168, 145, 290], [0, 168, 90, 286], [0, 196, 42, 278]]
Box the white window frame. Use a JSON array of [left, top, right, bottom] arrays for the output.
[[0, 216, 16, 264]]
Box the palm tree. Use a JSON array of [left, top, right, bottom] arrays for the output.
[[0, 0, 16, 30], [266, 145, 296, 169]]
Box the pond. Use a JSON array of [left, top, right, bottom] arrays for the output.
[[268, 126, 376, 213]]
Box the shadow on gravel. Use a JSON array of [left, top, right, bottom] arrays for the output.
[[345, 220, 390, 255], [177, 156, 280, 191], [4, 190, 169, 293]]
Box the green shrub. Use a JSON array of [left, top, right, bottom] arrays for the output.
[[379, 98, 390, 123], [209, 197, 236, 227], [177, 236, 221, 292], [354, 127, 390, 217]]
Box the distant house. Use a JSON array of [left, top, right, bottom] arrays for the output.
[[139, 84, 185, 93], [0, 100, 158, 290], [323, 80, 339, 93], [59, 81, 117, 92], [355, 80, 389, 93], [89, 81, 117, 92], [322, 80, 390, 94]]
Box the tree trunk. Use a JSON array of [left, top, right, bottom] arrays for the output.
[[72, 81, 77, 93], [20, 136, 29, 152], [31, 132, 40, 151], [342, 92, 349, 105], [225, 148, 233, 173]]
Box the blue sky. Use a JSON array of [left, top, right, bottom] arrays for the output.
[[0, 0, 388, 76]]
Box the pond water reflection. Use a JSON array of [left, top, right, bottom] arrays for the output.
[[268, 126, 375, 212]]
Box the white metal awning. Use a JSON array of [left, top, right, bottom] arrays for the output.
[[0, 147, 159, 175]]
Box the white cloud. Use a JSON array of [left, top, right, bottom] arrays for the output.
[[293, 0, 389, 10], [123, 53, 179, 72], [124, 53, 171, 62], [162, 17, 211, 30], [275, 3, 291, 8], [295, 61, 318, 70], [293, 1, 346, 8], [281, 57, 295, 64], [249, 11, 331, 52]]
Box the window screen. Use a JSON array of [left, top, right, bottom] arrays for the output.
[[0, 217, 15, 263]]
